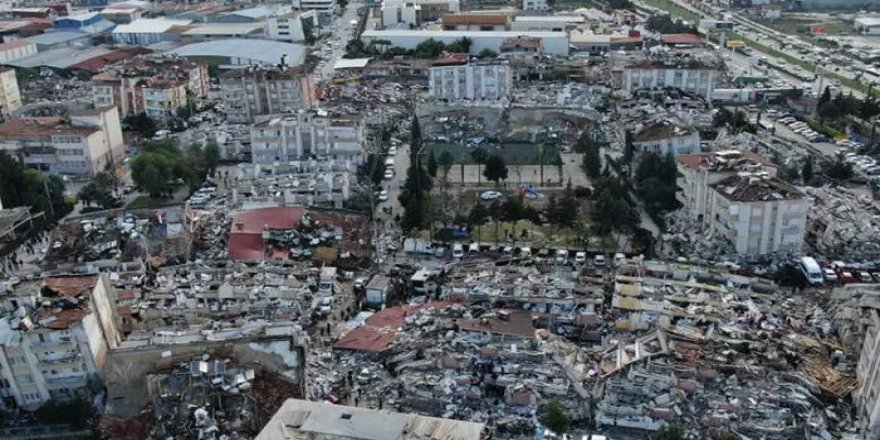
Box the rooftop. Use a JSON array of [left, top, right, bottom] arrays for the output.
[[112, 18, 193, 34], [169, 39, 306, 66], [441, 14, 509, 27], [514, 15, 585, 23], [624, 50, 722, 70], [678, 150, 774, 172], [256, 399, 485, 440], [661, 33, 703, 45], [710, 174, 804, 202], [24, 31, 91, 46], [180, 22, 264, 36], [0, 39, 34, 52], [0, 118, 100, 138], [362, 29, 567, 38], [220, 65, 307, 79]]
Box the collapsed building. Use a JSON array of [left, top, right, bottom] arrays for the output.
[[804, 185, 880, 259]]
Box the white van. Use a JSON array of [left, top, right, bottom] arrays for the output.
[[452, 244, 464, 259], [555, 250, 568, 264], [468, 242, 479, 254], [800, 257, 823, 286]]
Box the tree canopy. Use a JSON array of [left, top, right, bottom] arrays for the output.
[[483, 154, 508, 184], [539, 399, 571, 434]]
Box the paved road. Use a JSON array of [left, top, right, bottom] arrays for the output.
[[313, 3, 361, 82]]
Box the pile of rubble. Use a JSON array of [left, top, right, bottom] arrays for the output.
[[804, 185, 880, 259], [20, 71, 91, 106]]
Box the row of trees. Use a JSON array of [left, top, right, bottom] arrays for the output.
[[816, 86, 880, 123], [345, 37, 498, 60], [130, 138, 219, 198], [645, 14, 698, 34], [635, 152, 681, 226]]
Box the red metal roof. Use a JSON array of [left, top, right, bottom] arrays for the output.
[[228, 207, 307, 261], [71, 47, 152, 74], [334, 326, 398, 352], [44, 275, 97, 297], [661, 33, 703, 45]]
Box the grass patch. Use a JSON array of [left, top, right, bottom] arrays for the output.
[[127, 195, 172, 209], [641, 0, 701, 21], [426, 142, 562, 166]]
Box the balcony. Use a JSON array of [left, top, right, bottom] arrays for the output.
[[38, 352, 81, 365], [44, 374, 87, 386]]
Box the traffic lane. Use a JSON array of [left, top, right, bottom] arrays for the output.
[[376, 143, 409, 221]]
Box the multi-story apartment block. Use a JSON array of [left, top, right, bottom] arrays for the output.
[[91, 55, 209, 121], [429, 55, 511, 101], [0, 67, 22, 115], [250, 111, 365, 164], [220, 66, 315, 124], [621, 52, 721, 99], [630, 121, 700, 160], [677, 150, 807, 256], [0, 275, 121, 409], [522, 0, 549, 11], [0, 105, 124, 175]]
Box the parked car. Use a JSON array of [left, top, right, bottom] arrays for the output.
[[383, 169, 394, 180], [574, 252, 587, 264], [378, 190, 389, 201], [594, 254, 606, 267], [452, 243, 464, 259], [823, 268, 838, 284], [555, 250, 568, 264], [859, 271, 874, 282], [480, 190, 503, 201]]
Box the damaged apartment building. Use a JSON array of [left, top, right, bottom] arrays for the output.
[[0, 275, 121, 410], [91, 54, 210, 122], [0, 105, 125, 175], [232, 164, 357, 210], [220, 65, 316, 124], [249, 109, 366, 165], [676, 150, 810, 256], [613, 49, 723, 100]]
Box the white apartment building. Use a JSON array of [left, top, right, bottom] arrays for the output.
[[857, 307, 880, 438], [677, 151, 777, 224], [292, 0, 335, 12], [706, 174, 809, 256], [267, 10, 317, 42], [0, 40, 37, 64], [0, 106, 125, 175], [622, 58, 719, 99], [429, 58, 511, 101], [0, 275, 121, 409], [522, 0, 549, 11], [220, 66, 316, 124], [0, 67, 21, 116], [382, 1, 421, 28], [630, 122, 700, 159], [250, 111, 365, 164]]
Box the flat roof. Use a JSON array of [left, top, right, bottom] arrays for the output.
[[256, 399, 485, 440], [181, 22, 264, 35], [855, 16, 880, 27], [7, 45, 113, 69], [56, 12, 100, 22], [333, 57, 370, 69], [169, 38, 306, 66], [25, 31, 91, 46], [221, 5, 276, 19], [362, 29, 567, 38], [514, 15, 586, 22], [113, 17, 192, 34]]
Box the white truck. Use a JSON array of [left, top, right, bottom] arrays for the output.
[[404, 238, 434, 254]]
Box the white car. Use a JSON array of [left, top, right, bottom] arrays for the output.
[[555, 250, 568, 264], [574, 252, 587, 264], [452, 243, 464, 259], [383, 169, 394, 180], [594, 254, 606, 267], [480, 190, 503, 200], [378, 190, 389, 201], [388, 147, 397, 155]]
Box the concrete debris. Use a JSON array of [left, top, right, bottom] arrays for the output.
[[804, 185, 880, 259]]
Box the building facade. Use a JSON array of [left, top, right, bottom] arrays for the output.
[[630, 122, 700, 159], [0, 40, 37, 64], [267, 11, 317, 42], [522, 0, 549, 11], [91, 55, 210, 120], [292, 0, 335, 12], [0, 67, 22, 116], [0, 106, 124, 175], [706, 174, 809, 256], [220, 66, 315, 124], [622, 57, 719, 99], [429, 58, 512, 101], [857, 308, 880, 439], [250, 111, 365, 164], [0, 275, 121, 410]]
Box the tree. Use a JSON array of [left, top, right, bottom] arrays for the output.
[[426, 150, 438, 178], [204, 141, 220, 176], [35, 397, 94, 429], [654, 425, 686, 440], [438, 151, 455, 182], [413, 38, 446, 58], [645, 15, 697, 34], [22, 169, 64, 214], [131, 139, 186, 198], [802, 155, 814, 183], [478, 48, 498, 58], [580, 133, 601, 178], [470, 148, 488, 186], [539, 399, 570, 434], [400, 116, 431, 232], [818, 86, 832, 110], [483, 154, 508, 185], [360, 154, 386, 186], [446, 37, 472, 54], [124, 112, 157, 138], [825, 157, 854, 180], [337, 0, 349, 9], [0, 151, 27, 208], [78, 182, 117, 209], [818, 102, 841, 122], [635, 152, 680, 218], [591, 176, 638, 234]]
